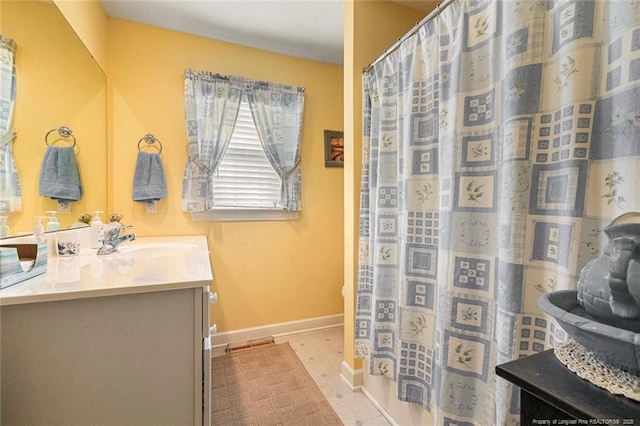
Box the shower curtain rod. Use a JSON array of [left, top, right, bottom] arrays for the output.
[[362, 0, 457, 73]]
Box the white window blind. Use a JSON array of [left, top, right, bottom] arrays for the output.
[[210, 95, 282, 209]]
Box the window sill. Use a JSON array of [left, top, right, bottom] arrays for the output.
[[190, 209, 299, 222]]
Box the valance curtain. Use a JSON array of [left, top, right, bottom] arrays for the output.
[[182, 70, 243, 212], [355, 0, 640, 423], [0, 35, 21, 212], [182, 69, 305, 212], [247, 83, 304, 211]]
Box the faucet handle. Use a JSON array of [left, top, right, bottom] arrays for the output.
[[105, 223, 131, 239], [105, 226, 121, 239]]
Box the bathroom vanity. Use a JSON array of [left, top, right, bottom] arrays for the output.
[[0, 235, 213, 425]]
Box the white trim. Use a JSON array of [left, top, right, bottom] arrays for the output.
[[361, 387, 400, 426], [210, 313, 343, 357], [191, 210, 299, 222], [339, 360, 364, 390]]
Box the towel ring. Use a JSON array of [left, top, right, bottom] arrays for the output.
[[138, 133, 162, 154], [45, 126, 76, 147]]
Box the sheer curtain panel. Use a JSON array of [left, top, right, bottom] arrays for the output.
[[182, 70, 243, 212], [247, 82, 305, 212]]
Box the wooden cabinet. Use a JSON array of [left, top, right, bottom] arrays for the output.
[[1, 287, 210, 425], [496, 350, 640, 425]]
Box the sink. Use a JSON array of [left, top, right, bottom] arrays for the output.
[[115, 242, 198, 258]]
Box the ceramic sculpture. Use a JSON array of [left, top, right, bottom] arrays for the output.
[[538, 212, 640, 374]]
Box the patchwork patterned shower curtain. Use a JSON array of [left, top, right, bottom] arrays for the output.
[[355, 0, 640, 423]]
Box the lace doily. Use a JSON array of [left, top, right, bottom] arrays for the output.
[[554, 340, 640, 402]]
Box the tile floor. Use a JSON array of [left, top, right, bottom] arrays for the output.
[[275, 326, 391, 426]]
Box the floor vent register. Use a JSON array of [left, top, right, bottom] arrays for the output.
[[225, 336, 276, 354]]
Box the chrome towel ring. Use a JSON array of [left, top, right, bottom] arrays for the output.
[[137, 133, 162, 154], [45, 126, 76, 147]]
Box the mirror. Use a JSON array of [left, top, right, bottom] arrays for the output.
[[0, 0, 107, 237]]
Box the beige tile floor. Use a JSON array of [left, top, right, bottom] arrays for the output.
[[276, 326, 391, 426]]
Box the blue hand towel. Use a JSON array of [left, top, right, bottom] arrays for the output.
[[38, 146, 82, 203], [132, 151, 167, 203]]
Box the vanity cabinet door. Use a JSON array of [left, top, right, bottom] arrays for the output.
[[202, 285, 212, 426], [1, 288, 205, 426]]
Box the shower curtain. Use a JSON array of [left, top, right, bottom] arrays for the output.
[[355, 0, 640, 423], [0, 35, 21, 212]]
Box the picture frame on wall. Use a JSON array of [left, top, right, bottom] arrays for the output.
[[324, 130, 344, 168]]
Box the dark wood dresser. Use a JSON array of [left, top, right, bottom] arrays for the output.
[[496, 350, 640, 425]]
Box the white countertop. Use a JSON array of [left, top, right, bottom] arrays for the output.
[[0, 235, 213, 306]]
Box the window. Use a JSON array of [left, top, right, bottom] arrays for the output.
[[182, 70, 304, 219], [210, 95, 282, 210]]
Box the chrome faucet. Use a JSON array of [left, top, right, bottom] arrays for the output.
[[97, 225, 136, 255]]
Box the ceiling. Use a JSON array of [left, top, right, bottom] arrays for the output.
[[100, 0, 437, 65]]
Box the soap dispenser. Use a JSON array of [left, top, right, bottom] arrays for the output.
[[90, 210, 104, 249], [0, 216, 9, 238], [33, 216, 46, 243], [45, 211, 61, 232]]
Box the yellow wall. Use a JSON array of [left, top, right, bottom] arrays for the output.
[[6, 0, 432, 350], [107, 18, 345, 331], [342, 0, 431, 369], [53, 0, 108, 73], [1, 0, 107, 233]]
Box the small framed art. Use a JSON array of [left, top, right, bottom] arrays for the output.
[[324, 130, 344, 168]]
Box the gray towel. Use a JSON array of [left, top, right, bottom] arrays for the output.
[[38, 146, 82, 203], [132, 151, 167, 203]]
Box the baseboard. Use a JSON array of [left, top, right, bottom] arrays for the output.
[[210, 313, 343, 357], [339, 360, 364, 390], [361, 387, 400, 426]]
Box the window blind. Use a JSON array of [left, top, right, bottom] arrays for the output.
[[211, 96, 282, 209]]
